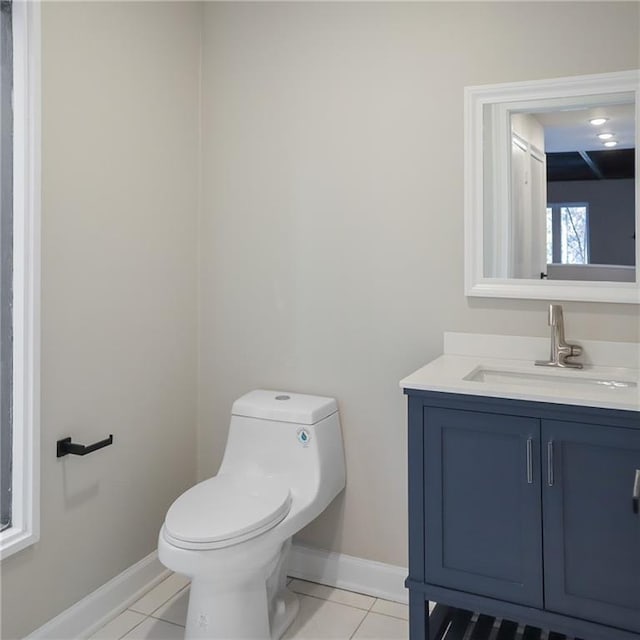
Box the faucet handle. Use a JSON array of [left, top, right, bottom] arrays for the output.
[[561, 342, 584, 368], [569, 344, 583, 358]]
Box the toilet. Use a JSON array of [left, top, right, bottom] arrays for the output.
[[158, 390, 346, 640]]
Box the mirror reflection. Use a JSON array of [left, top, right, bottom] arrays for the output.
[[483, 93, 636, 282]]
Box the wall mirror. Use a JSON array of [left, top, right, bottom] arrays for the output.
[[464, 70, 639, 303]]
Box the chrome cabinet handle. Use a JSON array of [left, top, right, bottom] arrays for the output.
[[526, 438, 533, 484], [547, 441, 554, 487], [633, 470, 640, 515]]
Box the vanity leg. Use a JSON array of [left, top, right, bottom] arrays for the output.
[[409, 590, 429, 639]]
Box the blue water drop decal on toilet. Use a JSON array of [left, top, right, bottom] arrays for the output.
[[297, 428, 311, 446]]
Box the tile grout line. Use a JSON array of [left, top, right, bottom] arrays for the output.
[[130, 577, 189, 618], [290, 591, 373, 612], [289, 578, 407, 613], [287, 591, 409, 623], [116, 613, 150, 640], [149, 584, 191, 622], [145, 616, 186, 630], [118, 611, 187, 640], [289, 578, 380, 605], [374, 613, 409, 621], [369, 607, 409, 622], [117, 575, 189, 639], [348, 608, 370, 640], [369, 597, 410, 621]]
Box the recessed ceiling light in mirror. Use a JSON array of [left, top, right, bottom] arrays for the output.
[[590, 117, 609, 126], [597, 132, 614, 140], [604, 140, 618, 147]]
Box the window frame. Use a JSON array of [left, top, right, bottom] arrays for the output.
[[1, 0, 15, 533], [0, 0, 40, 560], [546, 202, 590, 266]]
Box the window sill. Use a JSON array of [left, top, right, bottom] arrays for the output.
[[0, 525, 39, 560]]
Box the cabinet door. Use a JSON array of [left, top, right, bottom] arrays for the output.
[[424, 407, 543, 607], [542, 420, 640, 633]]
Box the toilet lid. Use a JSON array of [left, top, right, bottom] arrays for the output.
[[164, 474, 292, 548]]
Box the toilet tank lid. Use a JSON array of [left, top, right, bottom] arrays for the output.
[[232, 390, 338, 425]]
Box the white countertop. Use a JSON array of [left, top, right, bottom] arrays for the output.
[[400, 333, 640, 413]]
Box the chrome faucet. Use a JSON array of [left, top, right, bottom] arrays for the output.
[[535, 304, 583, 369]]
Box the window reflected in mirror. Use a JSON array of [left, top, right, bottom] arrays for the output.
[[546, 204, 590, 267]]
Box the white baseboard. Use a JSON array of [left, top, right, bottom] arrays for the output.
[[25, 544, 407, 639], [24, 552, 170, 640], [288, 543, 408, 605]]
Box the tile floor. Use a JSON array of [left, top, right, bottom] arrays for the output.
[[89, 573, 427, 640]]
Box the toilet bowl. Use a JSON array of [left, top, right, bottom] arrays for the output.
[[158, 390, 346, 639]]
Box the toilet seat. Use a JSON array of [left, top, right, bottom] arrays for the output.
[[163, 474, 292, 550]]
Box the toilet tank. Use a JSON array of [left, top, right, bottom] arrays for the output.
[[231, 390, 338, 426], [218, 390, 346, 505]]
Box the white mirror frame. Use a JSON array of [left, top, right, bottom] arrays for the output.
[[464, 70, 640, 304]]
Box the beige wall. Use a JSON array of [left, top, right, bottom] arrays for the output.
[[1, 3, 200, 638], [198, 2, 640, 566], [2, 3, 639, 637]]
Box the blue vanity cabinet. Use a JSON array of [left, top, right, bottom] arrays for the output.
[[423, 407, 543, 607], [542, 419, 640, 633], [406, 390, 640, 640]]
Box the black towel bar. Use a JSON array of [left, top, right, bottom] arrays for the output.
[[57, 434, 113, 458]]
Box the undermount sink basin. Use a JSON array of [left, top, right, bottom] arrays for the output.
[[464, 367, 637, 390], [399, 333, 640, 412]]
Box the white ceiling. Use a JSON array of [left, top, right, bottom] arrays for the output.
[[533, 103, 635, 153]]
